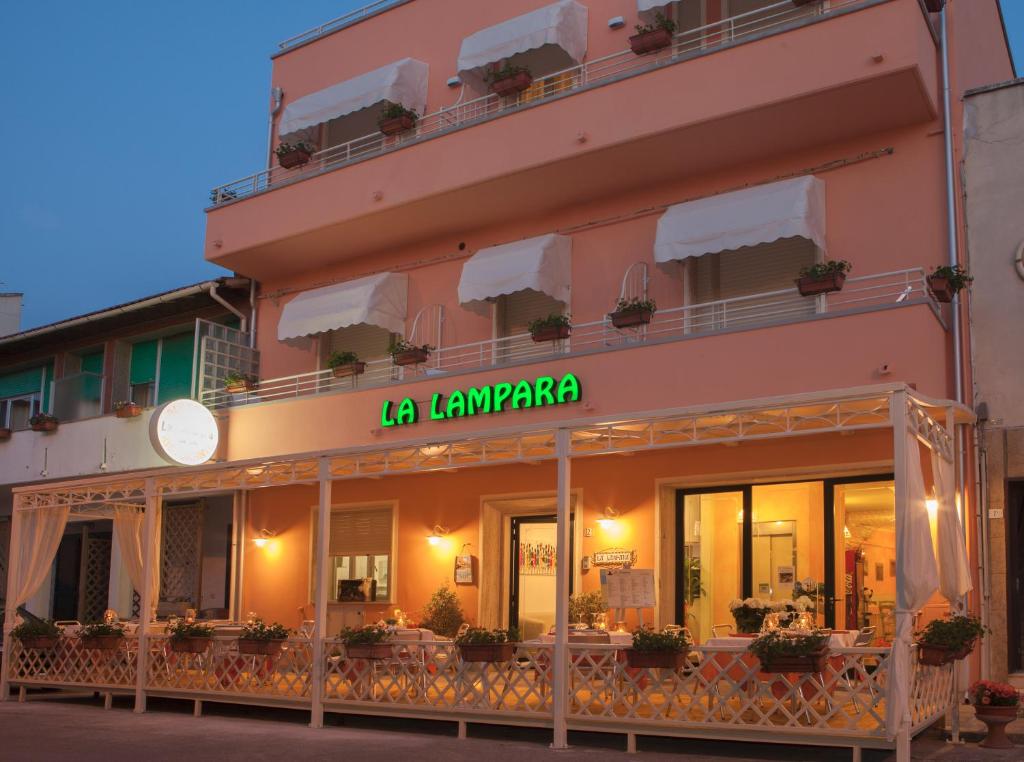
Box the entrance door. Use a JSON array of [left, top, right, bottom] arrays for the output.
[[1008, 482, 1024, 672], [508, 515, 572, 640], [52, 534, 82, 621]]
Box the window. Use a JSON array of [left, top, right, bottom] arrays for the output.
[[495, 289, 565, 361], [0, 394, 41, 431], [323, 323, 394, 368], [325, 505, 394, 603], [130, 382, 155, 407]]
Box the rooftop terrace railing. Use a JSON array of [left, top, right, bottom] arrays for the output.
[[199, 267, 939, 411], [212, 0, 863, 207]]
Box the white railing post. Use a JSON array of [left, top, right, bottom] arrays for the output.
[[0, 502, 24, 701], [310, 457, 332, 728], [892, 391, 912, 762], [134, 478, 160, 713], [551, 429, 571, 749]]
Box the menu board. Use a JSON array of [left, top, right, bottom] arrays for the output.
[[603, 568, 655, 609]]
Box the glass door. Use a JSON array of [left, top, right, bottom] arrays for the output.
[[508, 515, 573, 640]]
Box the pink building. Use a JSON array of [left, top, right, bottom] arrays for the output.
[[3, 1, 1015, 758]]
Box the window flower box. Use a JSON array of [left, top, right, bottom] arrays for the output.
[[237, 638, 285, 656], [114, 402, 142, 419], [30, 414, 58, 433], [12, 620, 62, 650], [917, 643, 956, 666], [237, 619, 290, 656], [926, 266, 971, 303], [169, 637, 213, 654], [345, 643, 393, 660], [796, 260, 852, 297], [625, 649, 685, 669], [529, 314, 572, 343], [275, 141, 316, 170], [486, 65, 533, 97], [81, 635, 124, 651], [609, 297, 657, 329], [627, 627, 690, 669], [750, 631, 829, 673], [327, 351, 366, 378], [455, 627, 518, 662], [20, 636, 60, 650], [224, 373, 256, 393], [378, 104, 419, 136], [389, 341, 433, 367], [630, 13, 676, 55], [0, 427, 11, 442]]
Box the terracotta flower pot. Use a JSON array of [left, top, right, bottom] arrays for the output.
[[379, 115, 416, 136], [31, 420, 58, 433], [531, 325, 572, 342], [626, 649, 685, 670], [797, 272, 846, 296], [19, 636, 60, 650], [917, 643, 955, 666], [331, 362, 366, 378], [758, 648, 828, 674], [610, 309, 653, 329], [115, 404, 142, 419], [629, 28, 673, 55], [489, 71, 533, 97], [458, 643, 515, 663], [0, 428, 11, 442], [81, 635, 124, 651], [392, 348, 430, 366], [975, 705, 1019, 749], [926, 275, 956, 303], [278, 148, 312, 170], [345, 643, 393, 660], [170, 637, 212, 654], [237, 638, 285, 657]]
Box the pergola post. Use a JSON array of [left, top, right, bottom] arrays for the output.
[[134, 478, 160, 714], [310, 457, 332, 729], [892, 392, 911, 762], [947, 405, 962, 745], [551, 428, 571, 750], [0, 502, 24, 702]]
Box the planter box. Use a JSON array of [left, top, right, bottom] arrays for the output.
[[31, 420, 58, 433], [629, 28, 673, 55], [926, 275, 956, 303], [0, 428, 11, 442], [19, 636, 60, 650], [610, 309, 654, 329], [278, 149, 312, 170], [237, 638, 285, 657], [531, 325, 572, 342], [169, 637, 212, 654], [796, 272, 846, 296], [392, 348, 429, 366], [81, 635, 124, 651], [759, 648, 828, 674], [345, 643, 393, 660], [379, 115, 416, 136], [490, 71, 533, 97], [331, 362, 366, 378], [458, 643, 516, 663], [917, 643, 956, 666], [626, 649, 686, 670], [115, 404, 142, 419], [225, 380, 254, 393]]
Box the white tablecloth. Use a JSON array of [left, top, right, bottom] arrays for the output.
[[531, 631, 633, 646]]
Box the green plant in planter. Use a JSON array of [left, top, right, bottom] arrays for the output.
[[337, 625, 391, 646], [749, 630, 828, 663], [418, 585, 465, 638], [240, 619, 290, 641], [916, 614, 987, 651], [971, 680, 1020, 707], [274, 140, 317, 159], [388, 338, 434, 357], [454, 626, 520, 645], [327, 351, 360, 368], [29, 413, 58, 427], [799, 260, 852, 280], [11, 619, 62, 640], [568, 590, 608, 627], [378, 102, 419, 126], [223, 371, 255, 388], [528, 313, 572, 333], [634, 12, 677, 35], [166, 622, 215, 641], [79, 622, 126, 638], [928, 264, 973, 293], [484, 63, 531, 85], [614, 296, 657, 315], [631, 626, 691, 653]]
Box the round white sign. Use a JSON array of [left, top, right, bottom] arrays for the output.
[[149, 399, 219, 466]]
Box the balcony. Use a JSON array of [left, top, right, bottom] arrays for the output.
[[204, 0, 939, 278]]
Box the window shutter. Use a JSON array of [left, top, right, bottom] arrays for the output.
[[691, 237, 816, 303], [325, 323, 393, 364], [499, 289, 564, 337], [329, 507, 393, 557]]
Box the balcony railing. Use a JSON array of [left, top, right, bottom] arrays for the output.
[[200, 268, 940, 410], [211, 0, 863, 207], [277, 0, 408, 51]]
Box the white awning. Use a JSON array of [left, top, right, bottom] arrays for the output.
[[277, 272, 408, 340], [278, 58, 429, 137], [458, 234, 572, 309], [653, 176, 826, 263], [637, 0, 674, 14], [456, 1, 588, 89]]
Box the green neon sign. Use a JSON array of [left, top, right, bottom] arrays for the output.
[[381, 372, 581, 428]]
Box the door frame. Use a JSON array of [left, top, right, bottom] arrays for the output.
[[507, 513, 574, 633], [1007, 481, 1024, 673]]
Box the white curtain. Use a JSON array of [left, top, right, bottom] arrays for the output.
[[9, 506, 70, 610], [0, 519, 10, 599], [931, 450, 973, 601], [113, 505, 160, 618], [886, 431, 940, 738]]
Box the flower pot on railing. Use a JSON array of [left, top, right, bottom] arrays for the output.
[[610, 309, 654, 329], [170, 637, 213, 654], [19, 636, 60, 650], [345, 643, 393, 660], [797, 272, 846, 296], [458, 643, 516, 663], [392, 348, 430, 367], [629, 28, 673, 55], [81, 635, 124, 651], [0, 427, 11, 442], [379, 115, 416, 136], [277, 148, 312, 170], [916, 643, 956, 666], [30, 416, 59, 433], [332, 362, 366, 379], [625, 649, 685, 670], [489, 71, 533, 97], [758, 647, 828, 674], [531, 325, 571, 343], [225, 378, 255, 394], [926, 275, 955, 303], [114, 403, 142, 419], [237, 638, 285, 657]]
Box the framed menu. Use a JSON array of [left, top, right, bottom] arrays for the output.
[[603, 568, 655, 609]]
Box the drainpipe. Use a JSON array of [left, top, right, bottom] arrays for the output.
[[266, 86, 283, 170], [248, 278, 257, 349], [209, 285, 247, 334]]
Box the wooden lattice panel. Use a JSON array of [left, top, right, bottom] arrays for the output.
[[80, 536, 111, 623], [160, 503, 203, 607]]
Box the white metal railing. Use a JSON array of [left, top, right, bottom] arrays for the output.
[[200, 268, 937, 410], [277, 0, 407, 51], [212, 0, 861, 206]]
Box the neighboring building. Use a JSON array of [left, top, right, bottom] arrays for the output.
[[2, 1, 1016, 758], [963, 77, 1024, 687]]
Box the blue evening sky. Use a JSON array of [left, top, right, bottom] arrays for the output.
[[1, 1, 1022, 330]]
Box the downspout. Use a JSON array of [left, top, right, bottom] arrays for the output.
[[266, 86, 283, 170], [209, 285, 247, 334], [248, 278, 257, 349]]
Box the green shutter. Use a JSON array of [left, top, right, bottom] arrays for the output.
[[157, 332, 195, 403], [129, 340, 158, 385], [0, 367, 46, 399], [80, 351, 104, 375], [42, 363, 54, 410]]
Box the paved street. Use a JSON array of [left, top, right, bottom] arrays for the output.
[[1, 695, 1021, 762]]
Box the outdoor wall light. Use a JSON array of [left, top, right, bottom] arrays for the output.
[[926, 497, 939, 519], [596, 506, 619, 529], [253, 528, 277, 548], [427, 525, 450, 545]]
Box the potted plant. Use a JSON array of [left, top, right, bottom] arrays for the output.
[[485, 64, 533, 97], [29, 413, 59, 433], [970, 680, 1020, 749], [0, 427, 11, 442], [915, 614, 986, 666], [79, 622, 126, 651], [626, 626, 691, 669], [167, 621, 216, 654], [237, 619, 290, 656], [629, 13, 677, 55], [113, 400, 142, 419], [327, 350, 366, 378], [926, 264, 972, 303], [728, 598, 774, 634], [568, 590, 608, 628], [224, 372, 256, 394], [796, 260, 852, 296], [418, 585, 466, 638], [529, 314, 572, 342], [378, 103, 419, 136], [749, 630, 829, 673], [338, 625, 393, 660], [389, 339, 433, 367], [12, 619, 63, 650], [455, 626, 519, 662], [609, 296, 657, 329], [275, 140, 317, 170]]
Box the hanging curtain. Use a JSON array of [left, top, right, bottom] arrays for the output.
[[113, 505, 160, 619], [0, 519, 10, 599], [931, 449, 973, 601], [886, 431, 940, 738], [9, 505, 70, 610]]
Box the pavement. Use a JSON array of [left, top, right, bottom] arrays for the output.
[[1, 694, 1023, 761]]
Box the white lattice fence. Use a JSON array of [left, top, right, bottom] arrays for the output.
[[160, 503, 203, 607], [7, 637, 137, 690], [908, 647, 956, 733], [81, 536, 111, 623]]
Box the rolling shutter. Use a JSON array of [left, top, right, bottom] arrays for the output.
[[325, 323, 393, 364], [691, 237, 816, 303], [329, 507, 393, 557], [499, 289, 564, 337]]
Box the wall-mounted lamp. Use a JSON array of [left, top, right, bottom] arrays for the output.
[[253, 528, 277, 548], [597, 506, 619, 529], [427, 524, 450, 546], [926, 496, 939, 519]]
